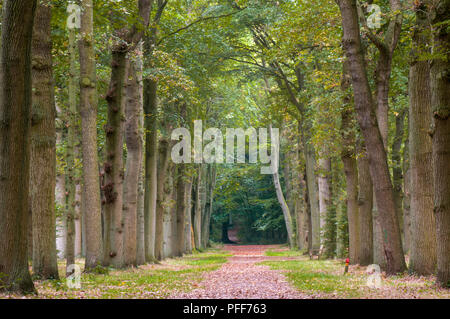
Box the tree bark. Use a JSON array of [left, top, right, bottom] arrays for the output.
[[175, 165, 186, 256], [201, 165, 213, 248], [102, 0, 152, 269], [184, 176, 194, 254], [402, 133, 411, 253], [318, 157, 333, 257], [155, 139, 170, 260], [136, 160, 146, 265], [0, 0, 37, 294], [430, 0, 450, 288], [340, 59, 361, 264], [79, 0, 103, 270], [102, 50, 127, 268], [123, 48, 144, 267], [357, 145, 374, 265], [337, 0, 406, 274], [65, 17, 78, 275], [143, 79, 158, 262], [303, 140, 320, 253], [409, 4, 436, 275], [272, 126, 295, 248], [30, 1, 59, 280], [75, 184, 83, 257], [193, 166, 203, 250], [392, 110, 406, 236]]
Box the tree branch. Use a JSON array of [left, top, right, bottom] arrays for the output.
[[157, 7, 246, 45]]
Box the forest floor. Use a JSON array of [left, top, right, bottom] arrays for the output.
[[1, 245, 449, 299]]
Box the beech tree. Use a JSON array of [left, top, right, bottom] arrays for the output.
[[30, 0, 59, 280], [0, 0, 37, 294], [429, 0, 450, 288], [409, 2, 436, 276], [78, 0, 103, 271], [337, 0, 406, 273]]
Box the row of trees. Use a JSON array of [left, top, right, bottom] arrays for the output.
[[0, 0, 225, 294], [206, 0, 449, 287], [0, 0, 448, 295]]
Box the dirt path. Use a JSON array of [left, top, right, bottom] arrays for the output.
[[170, 245, 309, 299]]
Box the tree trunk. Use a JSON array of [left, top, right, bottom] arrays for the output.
[[155, 139, 170, 260], [184, 176, 194, 254], [143, 79, 158, 262], [340, 60, 361, 264], [175, 164, 186, 256], [402, 133, 411, 254], [102, 49, 127, 268], [75, 184, 82, 257], [357, 145, 374, 265], [136, 163, 146, 265], [102, 0, 151, 268], [0, 0, 37, 294], [79, 0, 103, 270], [55, 107, 66, 259], [201, 165, 216, 249], [167, 163, 177, 258], [123, 49, 144, 267], [295, 173, 308, 251], [303, 140, 320, 252], [318, 157, 333, 257], [392, 110, 406, 236], [272, 126, 295, 247], [430, 0, 450, 288], [65, 19, 78, 275], [337, 0, 406, 274], [409, 5, 437, 275], [30, 1, 59, 280], [193, 166, 203, 250], [273, 166, 295, 248]]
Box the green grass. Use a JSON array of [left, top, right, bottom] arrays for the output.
[[179, 248, 232, 266], [260, 259, 365, 298], [265, 249, 306, 257], [4, 248, 231, 299]]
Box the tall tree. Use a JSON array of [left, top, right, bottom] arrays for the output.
[[337, 0, 406, 273], [318, 157, 333, 257], [0, 0, 37, 294], [272, 126, 295, 248], [357, 142, 374, 265], [409, 2, 436, 275], [123, 49, 144, 267], [143, 78, 158, 262], [340, 59, 361, 264], [193, 166, 204, 250], [430, 0, 450, 288], [155, 138, 170, 260], [65, 2, 79, 274], [30, 0, 59, 280], [79, 0, 103, 270], [102, 0, 152, 268], [143, 0, 168, 263]]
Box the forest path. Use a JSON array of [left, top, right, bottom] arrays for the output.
[[170, 244, 309, 299]]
